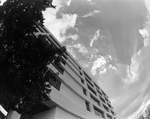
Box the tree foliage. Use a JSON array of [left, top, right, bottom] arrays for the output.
[[0, 0, 64, 114]]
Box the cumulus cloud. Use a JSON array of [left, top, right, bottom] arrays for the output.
[[108, 64, 117, 71], [79, 61, 91, 68], [66, 0, 72, 6], [43, 0, 77, 43], [73, 43, 88, 55], [101, 0, 148, 65], [105, 27, 150, 119], [96, 35, 150, 118], [82, 10, 101, 18], [43, 1, 150, 119], [139, 28, 149, 46], [64, 34, 79, 41], [65, 43, 88, 60], [89, 48, 99, 59], [122, 53, 140, 84], [86, 0, 95, 5], [105, 55, 113, 62], [91, 56, 107, 75], [90, 30, 100, 47], [66, 45, 77, 59]]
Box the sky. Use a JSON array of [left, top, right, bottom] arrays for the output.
[[43, 0, 150, 119], [0, 0, 150, 119]]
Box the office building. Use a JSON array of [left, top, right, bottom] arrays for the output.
[[138, 105, 150, 119], [6, 24, 116, 119], [0, 111, 5, 119]]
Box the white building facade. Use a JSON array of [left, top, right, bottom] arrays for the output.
[[12, 25, 117, 119]]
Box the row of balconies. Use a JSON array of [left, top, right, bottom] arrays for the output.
[[48, 56, 117, 119], [37, 25, 117, 119]]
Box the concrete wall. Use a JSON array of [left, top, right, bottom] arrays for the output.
[[61, 71, 83, 94], [60, 83, 85, 109], [32, 107, 56, 119], [65, 60, 79, 75], [6, 110, 21, 119], [55, 107, 81, 119], [32, 107, 82, 119], [64, 63, 81, 83], [44, 87, 105, 119]]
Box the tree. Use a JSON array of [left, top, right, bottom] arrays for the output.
[[0, 0, 65, 115]]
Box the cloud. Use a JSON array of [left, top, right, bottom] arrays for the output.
[[101, 0, 148, 65], [43, 0, 77, 43], [82, 10, 101, 18], [43, 1, 150, 119], [65, 43, 88, 60], [90, 30, 100, 47], [145, 0, 150, 12], [95, 37, 150, 118], [79, 60, 91, 68], [64, 34, 79, 41], [66, 45, 77, 59], [108, 64, 117, 71], [85, 0, 95, 5], [98, 18, 150, 119], [139, 28, 149, 46], [73, 43, 88, 55], [105, 55, 113, 62], [91, 56, 107, 75], [66, 0, 72, 6], [122, 52, 140, 84], [105, 37, 150, 119]]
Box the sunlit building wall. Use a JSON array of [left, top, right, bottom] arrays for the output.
[[19, 25, 117, 119], [138, 105, 150, 119]]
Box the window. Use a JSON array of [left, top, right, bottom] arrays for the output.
[[101, 90, 108, 98], [87, 85, 97, 96], [84, 72, 92, 81], [100, 96, 105, 104], [83, 88, 87, 95], [105, 95, 109, 99], [108, 100, 111, 104], [97, 90, 102, 96], [60, 56, 66, 65], [105, 97, 108, 102], [85, 77, 94, 87], [103, 104, 109, 112], [49, 72, 61, 91], [51, 80, 61, 91], [85, 102, 90, 111], [80, 72, 82, 75], [94, 106, 104, 118], [94, 82, 100, 89], [63, 53, 68, 60], [108, 103, 112, 108], [111, 110, 114, 115], [53, 58, 64, 74], [90, 94, 100, 106], [81, 78, 84, 84], [107, 114, 112, 119]]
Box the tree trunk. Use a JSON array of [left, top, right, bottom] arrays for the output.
[[6, 110, 21, 119]]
